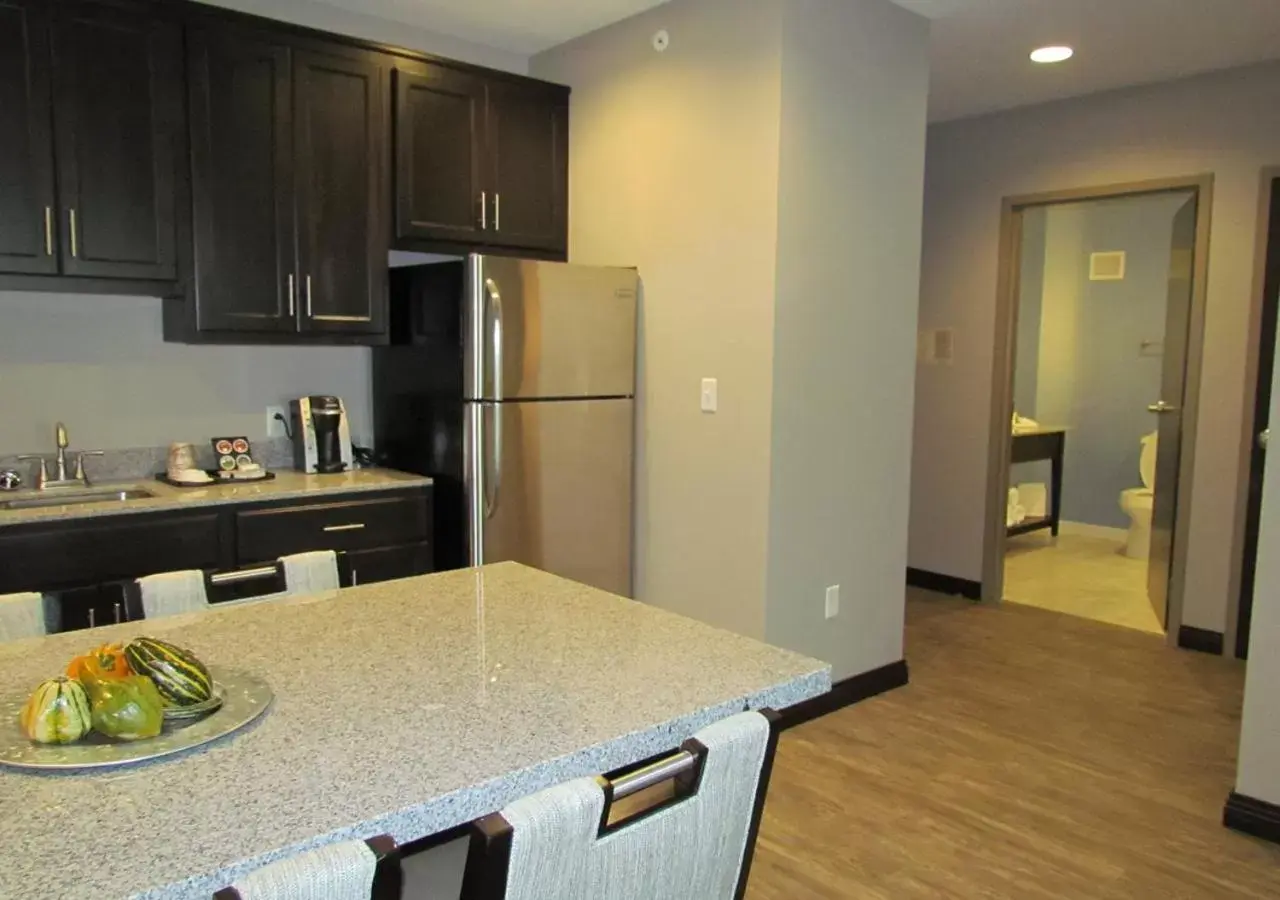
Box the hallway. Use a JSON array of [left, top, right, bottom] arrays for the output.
[[749, 591, 1277, 898]]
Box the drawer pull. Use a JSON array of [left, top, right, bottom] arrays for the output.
[[323, 523, 366, 533]]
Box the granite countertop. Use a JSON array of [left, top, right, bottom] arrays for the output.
[[0, 467, 432, 527], [0, 562, 830, 899], [1012, 425, 1067, 436]]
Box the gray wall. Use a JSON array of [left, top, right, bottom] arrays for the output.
[[0, 292, 373, 453], [1012, 195, 1184, 529], [764, 0, 928, 674], [0, 0, 523, 457], [910, 61, 1280, 632], [534, 0, 929, 680], [533, 0, 786, 641]]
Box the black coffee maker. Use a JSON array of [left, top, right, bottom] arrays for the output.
[[290, 396, 353, 474]]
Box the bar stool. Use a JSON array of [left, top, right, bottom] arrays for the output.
[[280, 550, 341, 595], [449, 708, 781, 900], [215, 835, 401, 900], [0, 592, 57, 640]]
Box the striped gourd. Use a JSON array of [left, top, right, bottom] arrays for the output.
[[124, 637, 212, 706], [20, 676, 92, 744]]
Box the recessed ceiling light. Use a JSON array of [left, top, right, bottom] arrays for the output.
[[1030, 46, 1074, 64]]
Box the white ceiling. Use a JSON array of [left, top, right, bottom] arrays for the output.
[[314, 0, 1280, 122], [895, 0, 1280, 122]]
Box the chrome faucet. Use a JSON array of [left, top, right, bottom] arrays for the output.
[[18, 423, 104, 490]]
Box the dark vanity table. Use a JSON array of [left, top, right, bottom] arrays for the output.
[[1008, 428, 1066, 537]]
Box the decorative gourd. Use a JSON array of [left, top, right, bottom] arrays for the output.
[[85, 674, 164, 741], [20, 676, 92, 744], [124, 637, 212, 706], [66, 643, 133, 683]]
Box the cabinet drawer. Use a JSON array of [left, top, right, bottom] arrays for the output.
[[236, 492, 429, 561], [344, 541, 433, 587], [0, 512, 221, 593]]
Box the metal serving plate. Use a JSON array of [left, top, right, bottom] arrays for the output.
[[0, 668, 272, 772]]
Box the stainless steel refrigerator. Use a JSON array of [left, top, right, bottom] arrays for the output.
[[373, 255, 638, 596]]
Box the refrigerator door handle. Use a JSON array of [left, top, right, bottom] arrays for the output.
[[484, 403, 502, 520], [486, 277, 504, 402], [484, 276, 504, 519]]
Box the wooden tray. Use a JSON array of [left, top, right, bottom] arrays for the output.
[[0, 668, 272, 772]]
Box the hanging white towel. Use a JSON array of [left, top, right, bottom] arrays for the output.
[[137, 570, 210, 620], [280, 550, 341, 595], [229, 839, 378, 900], [0, 592, 51, 641]]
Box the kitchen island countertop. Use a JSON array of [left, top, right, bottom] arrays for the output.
[[0, 467, 432, 528], [0, 562, 830, 899]]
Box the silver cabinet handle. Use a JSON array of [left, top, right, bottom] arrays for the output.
[[306, 274, 313, 318], [68, 209, 78, 258], [480, 191, 487, 230], [494, 192, 500, 232], [287, 273, 295, 317], [1148, 401, 1178, 414], [351, 569, 359, 586], [113, 602, 122, 624], [87, 608, 96, 629], [43, 207, 53, 256], [323, 523, 366, 533]]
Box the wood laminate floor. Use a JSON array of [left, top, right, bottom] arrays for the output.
[[748, 590, 1279, 899], [1004, 532, 1162, 635]]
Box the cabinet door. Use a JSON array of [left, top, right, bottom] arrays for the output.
[[343, 542, 433, 587], [50, 2, 180, 280], [188, 28, 296, 334], [0, 0, 56, 275], [294, 48, 388, 335], [485, 80, 568, 254], [393, 64, 486, 245]]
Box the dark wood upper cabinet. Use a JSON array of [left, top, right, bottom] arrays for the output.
[[187, 28, 296, 334], [486, 79, 568, 254], [0, 0, 57, 275], [393, 64, 486, 245], [294, 48, 388, 335], [392, 68, 568, 257], [50, 2, 181, 280]]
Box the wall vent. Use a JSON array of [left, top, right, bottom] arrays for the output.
[[1090, 251, 1126, 281]]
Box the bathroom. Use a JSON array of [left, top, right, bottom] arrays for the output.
[[1004, 190, 1194, 634]]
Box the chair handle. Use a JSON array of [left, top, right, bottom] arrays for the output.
[[208, 565, 280, 586]]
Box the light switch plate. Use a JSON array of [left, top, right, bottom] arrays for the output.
[[825, 585, 840, 620], [700, 378, 718, 413]]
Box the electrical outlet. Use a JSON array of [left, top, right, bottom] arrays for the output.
[[265, 406, 287, 438], [824, 585, 840, 620]]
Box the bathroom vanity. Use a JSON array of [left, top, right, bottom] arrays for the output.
[[1009, 428, 1066, 537]]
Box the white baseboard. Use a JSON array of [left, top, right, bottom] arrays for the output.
[[1060, 521, 1129, 542]]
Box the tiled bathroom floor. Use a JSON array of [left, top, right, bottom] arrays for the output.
[[1003, 532, 1163, 634]]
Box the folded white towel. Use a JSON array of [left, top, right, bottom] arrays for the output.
[[0, 592, 51, 641], [137, 570, 211, 620], [280, 550, 341, 596]]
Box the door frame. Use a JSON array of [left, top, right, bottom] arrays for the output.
[[1225, 166, 1280, 659], [981, 174, 1214, 647]]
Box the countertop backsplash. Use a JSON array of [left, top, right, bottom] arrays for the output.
[[0, 437, 298, 485]]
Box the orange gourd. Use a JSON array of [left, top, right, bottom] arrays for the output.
[[66, 643, 133, 682]]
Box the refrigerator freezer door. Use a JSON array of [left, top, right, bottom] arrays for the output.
[[473, 397, 634, 596], [464, 256, 638, 401]]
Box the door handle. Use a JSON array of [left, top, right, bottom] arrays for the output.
[[306, 275, 313, 318], [68, 208, 78, 258], [494, 192, 501, 232], [1147, 401, 1178, 414], [287, 273, 296, 317], [43, 207, 53, 256], [1260, 428, 1270, 450], [480, 191, 487, 230]]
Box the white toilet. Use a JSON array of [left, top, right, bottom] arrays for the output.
[[1120, 432, 1158, 559]]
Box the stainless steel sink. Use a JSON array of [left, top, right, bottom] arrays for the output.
[[1, 487, 156, 511]]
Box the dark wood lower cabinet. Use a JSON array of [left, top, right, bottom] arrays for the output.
[[0, 486, 432, 632]]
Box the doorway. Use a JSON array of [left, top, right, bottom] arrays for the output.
[[1231, 171, 1280, 659], [983, 176, 1213, 643]]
